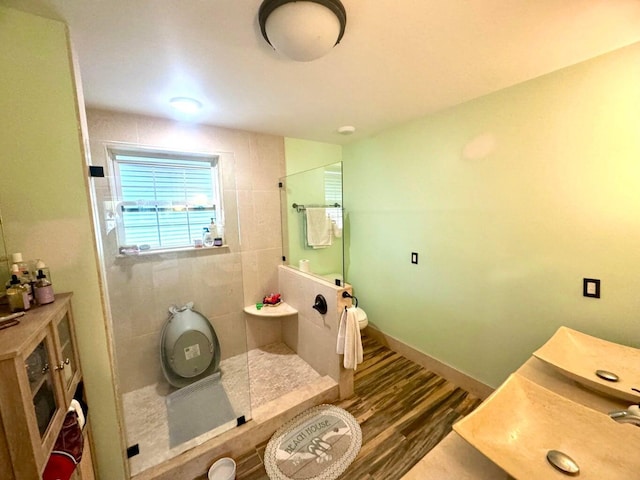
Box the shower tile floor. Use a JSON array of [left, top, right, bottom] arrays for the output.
[[122, 342, 322, 476]]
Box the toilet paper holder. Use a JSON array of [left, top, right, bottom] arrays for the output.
[[342, 291, 358, 308]]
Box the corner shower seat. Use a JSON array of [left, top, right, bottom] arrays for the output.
[[243, 302, 297, 317]]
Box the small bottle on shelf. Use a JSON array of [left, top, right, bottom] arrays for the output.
[[7, 275, 30, 312], [34, 269, 55, 305], [202, 227, 214, 247], [216, 223, 225, 245], [34, 260, 52, 285], [10, 253, 35, 304]]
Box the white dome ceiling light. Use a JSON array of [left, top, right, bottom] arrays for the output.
[[337, 125, 356, 135], [259, 0, 347, 62], [169, 97, 203, 114]]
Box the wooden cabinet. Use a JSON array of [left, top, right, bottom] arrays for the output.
[[0, 293, 94, 479]]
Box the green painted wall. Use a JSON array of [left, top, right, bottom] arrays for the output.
[[342, 42, 640, 388], [0, 7, 125, 478]]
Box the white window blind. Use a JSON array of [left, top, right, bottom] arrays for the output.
[[324, 166, 343, 228], [111, 150, 220, 250]]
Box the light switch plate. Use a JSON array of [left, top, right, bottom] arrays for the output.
[[583, 278, 600, 298]]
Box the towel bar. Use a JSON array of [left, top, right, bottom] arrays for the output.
[[342, 291, 358, 308], [292, 202, 341, 213]]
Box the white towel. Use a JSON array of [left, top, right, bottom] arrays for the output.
[[332, 220, 342, 238], [68, 399, 85, 430], [306, 208, 332, 248], [336, 307, 363, 370]]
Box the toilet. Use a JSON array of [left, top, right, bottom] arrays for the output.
[[160, 303, 221, 388], [354, 307, 368, 330]]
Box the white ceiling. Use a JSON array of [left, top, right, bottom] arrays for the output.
[[4, 0, 640, 144]]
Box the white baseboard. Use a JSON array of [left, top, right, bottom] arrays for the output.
[[364, 327, 494, 400]]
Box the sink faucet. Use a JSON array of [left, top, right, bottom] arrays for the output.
[[609, 410, 640, 426]]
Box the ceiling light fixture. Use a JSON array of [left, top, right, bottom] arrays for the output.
[[259, 0, 347, 62], [337, 125, 355, 135], [169, 97, 202, 114]]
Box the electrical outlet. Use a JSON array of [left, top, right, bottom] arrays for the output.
[[411, 252, 418, 264], [583, 278, 600, 298]]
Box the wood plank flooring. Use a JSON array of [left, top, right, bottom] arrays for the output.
[[233, 335, 482, 480]]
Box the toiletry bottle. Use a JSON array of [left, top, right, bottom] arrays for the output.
[[34, 269, 55, 305], [209, 217, 217, 237], [5, 264, 19, 290], [12, 253, 34, 303], [216, 222, 225, 245], [20, 271, 34, 305], [7, 275, 29, 312], [5, 263, 33, 304], [202, 227, 214, 247], [35, 260, 52, 285], [11, 252, 23, 266], [12, 253, 33, 279]]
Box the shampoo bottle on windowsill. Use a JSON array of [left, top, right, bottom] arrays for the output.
[[203, 227, 214, 247]]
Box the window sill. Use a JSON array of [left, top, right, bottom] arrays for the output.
[[116, 244, 229, 258]]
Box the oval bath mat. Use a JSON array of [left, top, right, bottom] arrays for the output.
[[264, 404, 362, 480]]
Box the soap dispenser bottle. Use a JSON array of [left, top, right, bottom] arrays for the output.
[[34, 260, 52, 285], [209, 217, 217, 237], [202, 227, 214, 247], [7, 275, 30, 312], [34, 269, 55, 305]]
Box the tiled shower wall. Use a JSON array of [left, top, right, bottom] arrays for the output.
[[279, 266, 354, 398], [87, 109, 285, 394]]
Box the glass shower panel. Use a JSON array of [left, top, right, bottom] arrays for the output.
[[280, 162, 344, 284], [87, 149, 251, 476]]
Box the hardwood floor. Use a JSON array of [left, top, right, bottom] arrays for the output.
[[234, 335, 482, 480]]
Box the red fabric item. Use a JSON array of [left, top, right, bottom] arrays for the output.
[[42, 453, 76, 480], [53, 411, 84, 463], [42, 411, 84, 480]]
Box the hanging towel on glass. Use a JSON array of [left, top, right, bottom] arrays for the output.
[[336, 307, 363, 370], [305, 207, 333, 248]]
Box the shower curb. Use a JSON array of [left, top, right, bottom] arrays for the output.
[[130, 375, 339, 480]]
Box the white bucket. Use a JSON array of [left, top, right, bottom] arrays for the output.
[[208, 457, 236, 480]]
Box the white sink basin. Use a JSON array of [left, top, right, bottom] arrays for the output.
[[454, 373, 640, 479], [532, 326, 640, 403]]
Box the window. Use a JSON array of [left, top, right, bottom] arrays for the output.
[[109, 147, 221, 251], [324, 163, 343, 229]]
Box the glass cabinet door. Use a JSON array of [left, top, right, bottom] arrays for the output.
[[25, 339, 60, 438], [56, 313, 78, 392]]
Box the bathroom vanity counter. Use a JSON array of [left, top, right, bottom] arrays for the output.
[[401, 431, 508, 480], [243, 302, 297, 317], [401, 355, 631, 480]]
